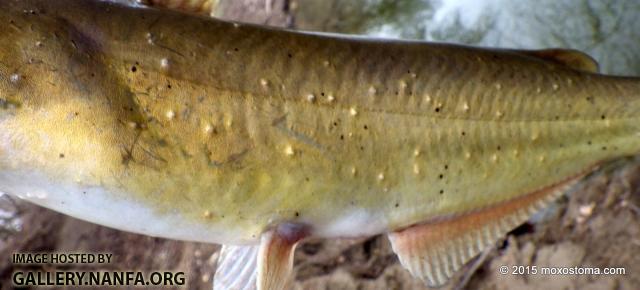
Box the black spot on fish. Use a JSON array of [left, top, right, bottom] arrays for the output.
[[59, 153, 65, 158]]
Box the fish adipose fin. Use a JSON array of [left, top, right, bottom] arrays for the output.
[[514, 48, 600, 73], [388, 172, 588, 287], [214, 223, 308, 290]]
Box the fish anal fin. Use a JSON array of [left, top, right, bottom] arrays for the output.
[[516, 48, 600, 73], [388, 172, 588, 287]]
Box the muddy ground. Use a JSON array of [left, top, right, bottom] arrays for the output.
[[1, 1, 640, 289]]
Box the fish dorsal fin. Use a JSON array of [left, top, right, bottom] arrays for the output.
[[213, 223, 308, 290], [515, 49, 599, 73], [388, 172, 587, 287]]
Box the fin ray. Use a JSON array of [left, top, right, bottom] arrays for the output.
[[388, 172, 588, 287]]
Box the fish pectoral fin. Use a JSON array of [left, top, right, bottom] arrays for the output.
[[514, 48, 600, 73], [213, 244, 259, 290], [214, 223, 308, 290], [388, 172, 587, 288]]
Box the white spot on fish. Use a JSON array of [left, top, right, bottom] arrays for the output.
[[462, 102, 470, 112], [377, 173, 385, 181], [349, 107, 358, 116], [204, 123, 214, 134], [539, 155, 546, 162], [413, 164, 420, 175], [552, 83, 559, 91], [233, 22, 240, 28], [259, 78, 268, 87], [10, 74, 20, 83], [306, 94, 316, 102], [351, 167, 357, 176], [323, 60, 330, 67], [413, 148, 421, 156], [531, 132, 539, 141], [145, 32, 155, 45], [424, 94, 432, 103], [326, 94, 335, 102], [368, 86, 377, 95], [495, 83, 502, 90], [410, 72, 417, 78], [495, 110, 504, 118], [165, 110, 175, 119], [160, 58, 170, 69], [284, 145, 295, 156], [127, 122, 138, 129], [513, 149, 520, 157], [491, 154, 498, 162], [203, 211, 212, 218], [399, 80, 407, 89], [465, 152, 471, 159], [536, 87, 542, 94]]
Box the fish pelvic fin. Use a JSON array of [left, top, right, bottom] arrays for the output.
[[213, 223, 308, 290], [388, 170, 591, 288]]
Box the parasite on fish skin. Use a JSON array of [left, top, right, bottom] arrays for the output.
[[1, 0, 639, 289]]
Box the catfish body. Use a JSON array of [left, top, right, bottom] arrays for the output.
[[1, 0, 639, 288]]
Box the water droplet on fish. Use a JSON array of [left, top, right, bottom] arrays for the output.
[[349, 107, 358, 116], [165, 110, 175, 119], [284, 145, 294, 156]]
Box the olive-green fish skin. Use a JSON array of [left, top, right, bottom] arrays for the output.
[[0, 0, 639, 243]]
